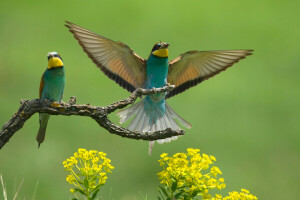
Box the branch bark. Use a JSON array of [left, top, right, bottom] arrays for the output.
[[0, 85, 185, 149]]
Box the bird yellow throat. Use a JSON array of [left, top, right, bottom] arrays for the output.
[[48, 57, 63, 69], [153, 48, 168, 58]]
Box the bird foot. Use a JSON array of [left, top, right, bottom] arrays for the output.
[[51, 102, 62, 108]]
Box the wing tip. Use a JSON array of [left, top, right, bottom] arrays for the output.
[[167, 49, 254, 98], [246, 49, 254, 56], [64, 21, 75, 32], [64, 21, 73, 28], [64, 21, 145, 93], [65, 21, 74, 26]]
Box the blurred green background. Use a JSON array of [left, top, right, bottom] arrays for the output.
[[0, 0, 299, 199]]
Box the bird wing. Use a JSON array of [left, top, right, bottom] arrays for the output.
[[39, 72, 45, 99], [167, 50, 253, 98], [65, 21, 146, 92]]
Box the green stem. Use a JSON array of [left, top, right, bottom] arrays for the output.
[[169, 185, 174, 199], [86, 176, 90, 199]]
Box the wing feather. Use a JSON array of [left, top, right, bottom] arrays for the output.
[[167, 50, 253, 98], [65, 21, 146, 92], [39, 72, 45, 99]]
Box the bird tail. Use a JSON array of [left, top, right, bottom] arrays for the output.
[[117, 98, 191, 154], [36, 113, 50, 148]]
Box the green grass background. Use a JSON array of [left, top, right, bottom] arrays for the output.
[[0, 0, 299, 199]]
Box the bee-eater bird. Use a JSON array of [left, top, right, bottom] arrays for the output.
[[65, 22, 252, 153], [37, 52, 65, 147]]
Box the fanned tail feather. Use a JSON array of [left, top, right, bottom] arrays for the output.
[[117, 98, 191, 154]]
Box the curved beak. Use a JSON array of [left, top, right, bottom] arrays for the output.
[[161, 43, 170, 49]]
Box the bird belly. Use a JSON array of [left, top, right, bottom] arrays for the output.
[[145, 61, 168, 104], [42, 74, 65, 101], [42, 82, 64, 101]]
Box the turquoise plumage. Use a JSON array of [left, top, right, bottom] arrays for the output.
[[117, 43, 191, 153], [66, 22, 253, 153], [37, 52, 65, 147]]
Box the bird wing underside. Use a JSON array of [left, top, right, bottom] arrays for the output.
[[65, 21, 146, 92], [166, 50, 253, 98]]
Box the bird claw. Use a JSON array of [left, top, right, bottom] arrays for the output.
[[51, 102, 61, 108]]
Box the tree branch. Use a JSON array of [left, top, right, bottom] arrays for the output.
[[0, 85, 185, 149]]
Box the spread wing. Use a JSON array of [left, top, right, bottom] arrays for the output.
[[39, 72, 45, 99], [167, 50, 253, 98], [65, 21, 146, 92]]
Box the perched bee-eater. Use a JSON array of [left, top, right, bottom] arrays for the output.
[[37, 52, 65, 147], [65, 22, 252, 153]]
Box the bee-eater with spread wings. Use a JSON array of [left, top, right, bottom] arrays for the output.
[[65, 22, 252, 153]]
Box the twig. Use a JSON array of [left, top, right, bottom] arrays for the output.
[[0, 85, 185, 149]]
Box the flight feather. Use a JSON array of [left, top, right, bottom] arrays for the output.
[[65, 21, 146, 92]]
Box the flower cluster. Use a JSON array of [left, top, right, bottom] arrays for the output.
[[213, 189, 258, 200], [157, 148, 225, 199], [63, 148, 114, 199], [157, 148, 257, 200]]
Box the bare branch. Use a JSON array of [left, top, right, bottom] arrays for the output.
[[0, 85, 185, 149]]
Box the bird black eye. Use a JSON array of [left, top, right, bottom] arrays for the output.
[[152, 43, 161, 52]]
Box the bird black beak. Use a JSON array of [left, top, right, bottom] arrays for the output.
[[47, 55, 53, 60], [161, 43, 170, 49]]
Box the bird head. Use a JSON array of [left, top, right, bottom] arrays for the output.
[[47, 52, 63, 69], [151, 42, 170, 58]]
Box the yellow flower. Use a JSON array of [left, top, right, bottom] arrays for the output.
[[157, 148, 225, 199], [241, 188, 250, 194], [157, 148, 257, 200], [223, 189, 258, 200], [211, 166, 222, 177], [187, 148, 200, 156], [160, 153, 168, 158], [210, 155, 216, 162], [63, 148, 114, 198], [66, 175, 75, 184]]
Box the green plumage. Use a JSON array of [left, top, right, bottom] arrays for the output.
[[37, 52, 65, 147]]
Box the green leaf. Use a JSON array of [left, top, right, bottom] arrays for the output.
[[174, 190, 184, 199], [91, 184, 101, 192], [71, 198, 78, 200], [158, 186, 169, 198], [158, 188, 165, 199], [191, 190, 200, 198], [91, 189, 100, 200], [90, 176, 97, 182], [171, 181, 177, 192], [84, 179, 89, 189], [74, 188, 85, 195], [164, 185, 169, 191], [157, 196, 162, 200], [183, 194, 190, 200]]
